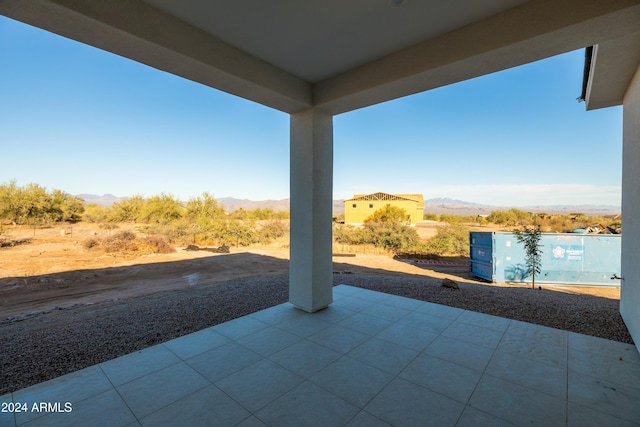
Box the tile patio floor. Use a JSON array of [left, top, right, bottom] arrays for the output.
[[2, 284, 640, 426]]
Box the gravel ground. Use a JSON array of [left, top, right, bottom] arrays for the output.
[[0, 274, 633, 395]]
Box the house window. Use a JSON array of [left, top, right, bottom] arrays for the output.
[[352, 204, 357, 208], [369, 204, 374, 208]]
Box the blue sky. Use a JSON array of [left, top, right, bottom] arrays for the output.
[[0, 16, 622, 207]]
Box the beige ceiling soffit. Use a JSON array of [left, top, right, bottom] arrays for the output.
[[0, 0, 312, 113], [585, 32, 640, 110], [315, 0, 640, 115]]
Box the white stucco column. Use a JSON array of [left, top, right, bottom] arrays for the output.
[[621, 65, 640, 351], [289, 108, 333, 312]]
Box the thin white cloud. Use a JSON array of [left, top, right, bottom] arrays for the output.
[[426, 184, 621, 206]]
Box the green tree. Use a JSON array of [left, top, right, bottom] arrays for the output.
[[109, 195, 144, 222], [364, 205, 409, 224], [514, 225, 543, 289], [0, 181, 83, 226], [257, 220, 288, 244], [216, 220, 256, 248], [139, 193, 184, 224], [184, 193, 226, 243], [20, 183, 51, 229], [0, 180, 23, 224], [51, 189, 84, 222], [486, 208, 533, 226], [83, 204, 111, 223], [185, 192, 225, 221]]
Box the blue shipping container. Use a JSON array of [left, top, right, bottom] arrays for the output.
[[469, 232, 621, 286]]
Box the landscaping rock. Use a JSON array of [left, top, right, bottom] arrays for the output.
[[441, 278, 459, 289]]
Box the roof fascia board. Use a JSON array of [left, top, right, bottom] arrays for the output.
[[585, 32, 640, 110], [314, 0, 640, 115], [584, 44, 599, 109], [0, 0, 312, 113]]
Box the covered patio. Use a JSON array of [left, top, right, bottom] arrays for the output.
[[2, 285, 640, 426], [1, 1, 640, 425]]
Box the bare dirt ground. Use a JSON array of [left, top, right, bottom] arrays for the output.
[[1, 223, 291, 320], [1, 223, 618, 320], [0, 223, 630, 395]]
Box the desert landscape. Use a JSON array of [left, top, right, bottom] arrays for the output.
[[0, 222, 630, 394]]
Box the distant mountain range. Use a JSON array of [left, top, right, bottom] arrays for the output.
[[420, 198, 620, 216], [217, 197, 344, 214], [77, 193, 122, 207], [78, 194, 621, 216], [217, 197, 290, 212]]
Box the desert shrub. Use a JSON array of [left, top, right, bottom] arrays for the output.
[[137, 236, 175, 254], [334, 223, 420, 253], [99, 223, 119, 235], [230, 208, 289, 221], [438, 214, 477, 224], [215, 221, 258, 247], [368, 223, 420, 251], [140, 223, 190, 245], [98, 230, 138, 253], [109, 195, 144, 222], [423, 212, 439, 221], [0, 181, 83, 226], [159, 223, 190, 244], [83, 231, 175, 254], [83, 204, 111, 223], [139, 217, 283, 248], [83, 238, 99, 249], [486, 208, 533, 226], [422, 225, 470, 256], [139, 194, 185, 224], [0, 237, 32, 248], [334, 225, 373, 246], [99, 223, 118, 230], [257, 220, 288, 244]]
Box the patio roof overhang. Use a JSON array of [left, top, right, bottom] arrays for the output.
[[582, 32, 640, 110], [1, 0, 639, 115]]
